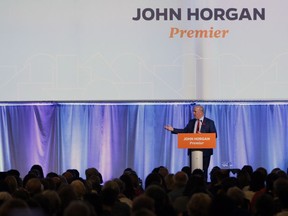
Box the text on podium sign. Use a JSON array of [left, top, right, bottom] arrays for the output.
[[177, 133, 216, 149]]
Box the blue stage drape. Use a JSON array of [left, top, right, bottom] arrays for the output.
[[0, 102, 287, 182]]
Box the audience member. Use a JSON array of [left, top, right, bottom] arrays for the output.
[[244, 170, 266, 202], [70, 179, 87, 200], [30, 164, 45, 179], [218, 176, 239, 195], [168, 171, 188, 202], [132, 194, 155, 213], [145, 184, 176, 216], [254, 193, 274, 216], [7, 169, 23, 187], [62, 171, 75, 184], [237, 169, 251, 190], [0, 192, 12, 206], [183, 173, 210, 197], [0, 165, 287, 216], [144, 172, 163, 190], [119, 174, 136, 201], [113, 178, 133, 208], [187, 192, 212, 216], [150, 167, 169, 192], [273, 178, 288, 216], [12, 187, 30, 202], [101, 187, 131, 216], [3, 175, 18, 194], [63, 200, 96, 216], [208, 168, 230, 196], [0, 198, 31, 216], [242, 165, 253, 178], [25, 178, 43, 197], [158, 166, 169, 179], [192, 168, 205, 179], [226, 186, 251, 215], [209, 166, 221, 184], [164, 173, 175, 193], [22, 172, 38, 189], [85, 167, 103, 184], [127, 170, 144, 197], [42, 189, 61, 216], [83, 192, 102, 215], [181, 166, 191, 179], [58, 184, 78, 215]]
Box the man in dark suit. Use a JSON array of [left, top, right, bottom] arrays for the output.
[[164, 105, 217, 181]]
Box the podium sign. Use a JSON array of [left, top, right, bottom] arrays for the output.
[[178, 133, 216, 149]]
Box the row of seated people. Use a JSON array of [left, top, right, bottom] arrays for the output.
[[0, 164, 287, 216]]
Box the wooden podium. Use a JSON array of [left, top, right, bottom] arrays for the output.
[[178, 133, 216, 172]]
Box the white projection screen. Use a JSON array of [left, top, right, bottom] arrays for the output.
[[0, 0, 287, 101]]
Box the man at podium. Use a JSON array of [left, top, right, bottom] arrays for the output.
[[164, 105, 217, 181]]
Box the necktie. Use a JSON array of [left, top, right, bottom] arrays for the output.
[[196, 119, 200, 133]]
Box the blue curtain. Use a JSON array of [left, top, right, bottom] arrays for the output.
[[0, 102, 287, 182]]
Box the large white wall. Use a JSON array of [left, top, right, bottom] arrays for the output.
[[0, 1, 287, 101]]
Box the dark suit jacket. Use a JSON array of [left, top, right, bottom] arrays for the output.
[[172, 117, 217, 156]]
